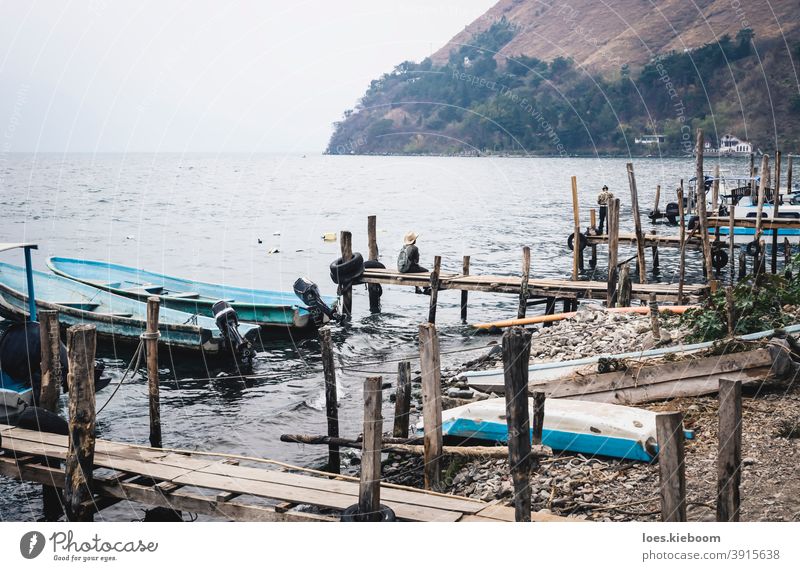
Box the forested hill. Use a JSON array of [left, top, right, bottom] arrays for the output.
[[327, 0, 800, 156]]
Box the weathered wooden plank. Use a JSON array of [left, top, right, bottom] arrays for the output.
[[657, 412, 687, 522], [419, 322, 443, 491]]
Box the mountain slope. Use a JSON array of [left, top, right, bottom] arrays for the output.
[[327, 0, 800, 156]]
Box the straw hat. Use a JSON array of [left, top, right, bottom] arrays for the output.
[[403, 231, 419, 245], [602, 185, 609, 190]]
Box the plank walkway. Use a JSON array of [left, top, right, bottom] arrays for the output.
[[0, 425, 570, 522], [706, 216, 800, 230], [585, 232, 728, 250], [359, 269, 707, 303]]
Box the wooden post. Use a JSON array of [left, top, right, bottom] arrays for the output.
[[531, 390, 545, 471], [738, 249, 747, 281], [38, 310, 61, 413], [771, 152, 781, 273], [502, 327, 532, 522], [626, 163, 647, 283], [589, 209, 597, 269], [367, 216, 381, 313], [607, 198, 620, 306], [367, 215, 378, 261], [725, 285, 736, 337], [653, 184, 661, 216], [319, 327, 340, 473], [359, 376, 383, 521], [758, 238, 767, 276], [617, 262, 632, 307], [728, 205, 736, 284], [656, 411, 687, 522], [717, 378, 742, 522], [38, 309, 64, 521], [340, 231, 353, 318], [696, 129, 713, 283], [518, 246, 531, 319], [419, 323, 442, 490], [393, 361, 412, 438], [677, 183, 687, 303], [787, 155, 793, 201], [651, 243, 660, 270], [749, 152, 755, 190], [785, 237, 792, 279], [755, 155, 769, 244], [427, 255, 441, 324], [712, 164, 720, 213], [460, 255, 470, 322], [64, 324, 97, 522], [571, 176, 581, 281], [648, 292, 661, 341], [143, 297, 162, 449]]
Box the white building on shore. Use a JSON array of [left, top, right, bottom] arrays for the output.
[[704, 133, 753, 156]]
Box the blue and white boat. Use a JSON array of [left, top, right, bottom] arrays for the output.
[[0, 369, 33, 425], [0, 262, 259, 359], [47, 257, 337, 332], [420, 397, 694, 462]]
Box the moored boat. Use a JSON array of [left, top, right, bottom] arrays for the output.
[[0, 262, 259, 361], [47, 257, 337, 331], [420, 397, 694, 462]]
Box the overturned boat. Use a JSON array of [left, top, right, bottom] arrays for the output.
[[48, 257, 338, 332], [421, 397, 694, 462], [0, 262, 258, 365]]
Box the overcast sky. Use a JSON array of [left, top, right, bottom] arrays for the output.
[[0, 0, 495, 153]]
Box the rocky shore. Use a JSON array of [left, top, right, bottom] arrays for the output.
[[377, 306, 800, 522]]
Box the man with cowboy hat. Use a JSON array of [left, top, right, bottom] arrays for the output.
[[597, 185, 614, 235], [398, 231, 431, 294], [398, 231, 427, 274]]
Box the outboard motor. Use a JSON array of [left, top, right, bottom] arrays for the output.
[[293, 277, 338, 327], [212, 301, 254, 368]]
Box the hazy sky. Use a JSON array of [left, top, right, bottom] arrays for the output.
[[0, 0, 495, 153]]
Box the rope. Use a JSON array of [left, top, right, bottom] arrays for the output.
[[96, 339, 145, 415]]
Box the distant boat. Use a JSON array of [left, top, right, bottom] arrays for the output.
[[421, 397, 694, 462], [0, 262, 259, 358], [47, 257, 336, 331]]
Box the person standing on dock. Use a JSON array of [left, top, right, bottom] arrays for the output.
[[597, 185, 614, 234], [398, 231, 430, 294]]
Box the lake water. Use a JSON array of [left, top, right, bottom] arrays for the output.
[[0, 153, 733, 520]]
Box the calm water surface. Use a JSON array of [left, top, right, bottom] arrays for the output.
[[1, 153, 736, 520]]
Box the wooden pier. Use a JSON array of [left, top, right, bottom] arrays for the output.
[[585, 231, 727, 250], [0, 424, 568, 522], [358, 267, 707, 303]]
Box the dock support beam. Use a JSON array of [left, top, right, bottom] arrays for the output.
[[502, 327, 532, 522], [460, 255, 470, 322], [717, 378, 742, 522], [320, 327, 340, 473], [358, 376, 383, 521], [677, 183, 686, 303], [419, 323, 442, 491], [38, 309, 64, 521], [145, 297, 162, 449], [518, 246, 530, 319], [65, 324, 97, 522], [393, 361, 412, 438], [340, 231, 353, 318], [656, 412, 687, 522], [626, 163, 647, 283], [771, 152, 781, 274], [367, 216, 381, 313], [427, 256, 441, 324], [696, 130, 713, 284], [571, 176, 581, 280], [589, 209, 597, 269], [607, 198, 620, 307]]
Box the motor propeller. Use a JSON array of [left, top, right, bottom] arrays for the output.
[[212, 300, 254, 368], [293, 277, 340, 327]]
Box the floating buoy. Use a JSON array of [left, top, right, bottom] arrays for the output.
[[257, 238, 263, 244], [322, 232, 337, 242], [273, 231, 281, 236], [268, 248, 280, 254]]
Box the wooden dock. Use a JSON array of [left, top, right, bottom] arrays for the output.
[[0, 424, 568, 522], [358, 268, 707, 303], [586, 231, 727, 250]]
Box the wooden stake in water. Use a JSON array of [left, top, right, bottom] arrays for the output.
[[677, 183, 687, 302], [626, 163, 647, 282], [65, 324, 97, 522], [571, 176, 581, 280], [367, 215, 381, 313], [717, 379, 742, 522], [755, 155, 769, 244], [518, 246, 531, 319], [340, 231, 353, 318], [428, 255, 441, 324], [38, 310, 61, 413], [146, 297, 162, 449], [359, 376, 383, 521], [419, 323, 442, 490], [393, 361, 412, 438], [728, 205, 736, 285], [319, 327, 340, 473], [607, 198, 620, 306], [460, 255, 470, 322], [589, 209, 598, 269], [695, 129, 713, 283], [502, 327, 532, 522], [656, 412, 687, 522], [771, 152, 781, 274]]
